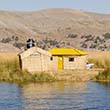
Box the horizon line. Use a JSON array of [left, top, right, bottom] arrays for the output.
[[0, 8, 110, 15]]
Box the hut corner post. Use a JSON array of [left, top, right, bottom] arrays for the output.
[[19, 55, 22, 69], [41, 54, 44, 72]]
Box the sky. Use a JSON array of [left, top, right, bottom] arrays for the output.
[[0, 0, 110, 13]]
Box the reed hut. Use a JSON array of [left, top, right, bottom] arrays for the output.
[[18, 47, 52, 72], [48, 48, 87, 70]]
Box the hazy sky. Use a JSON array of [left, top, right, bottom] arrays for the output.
[[0, 0, 110, 13]]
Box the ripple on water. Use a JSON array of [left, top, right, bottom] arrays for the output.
[[0, 82, 110, 110]]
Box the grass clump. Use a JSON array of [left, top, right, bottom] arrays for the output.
[[0, 59, 55, 85], [96, 68, 110, 81], [88, 51, 110, 68]]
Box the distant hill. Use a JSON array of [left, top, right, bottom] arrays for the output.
[[0, 8, 110, 51]]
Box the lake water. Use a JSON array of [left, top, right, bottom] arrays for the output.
[[0, 82, 110, 110]]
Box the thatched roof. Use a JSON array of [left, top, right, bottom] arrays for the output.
[[19, 47, 52, 59]]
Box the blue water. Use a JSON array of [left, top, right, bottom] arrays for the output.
[[0, 82, 110, 110]]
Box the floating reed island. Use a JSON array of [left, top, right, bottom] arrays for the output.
[[0, 57, 100, 84], [0, 50, 110, 85]]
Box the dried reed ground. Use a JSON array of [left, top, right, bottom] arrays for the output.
[[0, 51, 110, 83]]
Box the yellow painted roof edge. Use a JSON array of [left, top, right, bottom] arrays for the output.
[[48, 48, 87, 55]]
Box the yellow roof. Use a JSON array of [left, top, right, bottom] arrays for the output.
[[48, 48, 87, 56]]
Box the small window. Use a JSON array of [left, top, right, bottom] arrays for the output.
[[50, 57, 53, 61], [69, 58, 74, 62]]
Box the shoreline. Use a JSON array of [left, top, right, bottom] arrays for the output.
[[0, 69, 101, 85], [0, 68, 110, 85]]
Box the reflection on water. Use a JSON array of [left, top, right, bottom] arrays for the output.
[[22, 82, 87, 110], [0, 82, 110, 110]]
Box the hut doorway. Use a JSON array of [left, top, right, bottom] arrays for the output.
[[58, 56, 63, 69]]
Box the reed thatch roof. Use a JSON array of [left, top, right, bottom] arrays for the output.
[[19, 47, 52, 59]]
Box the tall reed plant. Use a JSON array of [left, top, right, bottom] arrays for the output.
[[88, 51, 110, 68], [0, 58, 55, 85]]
